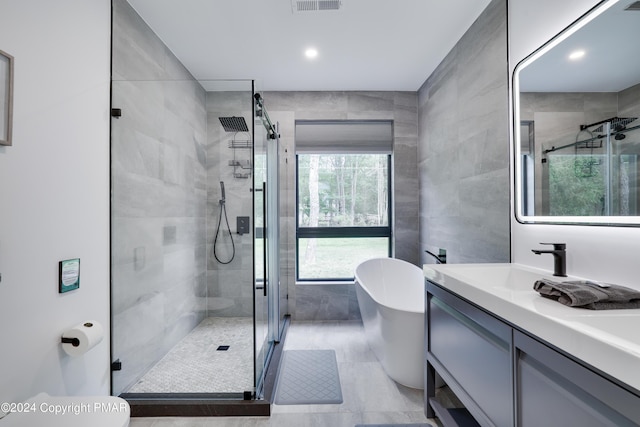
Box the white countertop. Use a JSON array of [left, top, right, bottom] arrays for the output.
[[424, 262, 640, 392]]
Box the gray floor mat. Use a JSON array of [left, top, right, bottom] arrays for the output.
[[274, 349, 343, 405]]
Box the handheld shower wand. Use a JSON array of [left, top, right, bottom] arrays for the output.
[[214, 181, 235, 264]]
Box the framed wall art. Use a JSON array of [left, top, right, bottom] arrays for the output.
[[0, 49, 14, 146]]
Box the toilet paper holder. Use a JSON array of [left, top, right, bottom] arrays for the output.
[[61, 321, 95, 348], [61, 337, 80, 347]]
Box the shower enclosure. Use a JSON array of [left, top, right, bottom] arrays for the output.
[[110, 1, 285, 407], [110, 76, 283, 403]]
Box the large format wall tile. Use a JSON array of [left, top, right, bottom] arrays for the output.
[[111, 0, 207, 395], [619, 83, 640, 117], [418, 0, 510, 265], [266, 90, 419, 320]]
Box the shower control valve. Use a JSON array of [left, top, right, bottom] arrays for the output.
[[237, 217, 250, 235]]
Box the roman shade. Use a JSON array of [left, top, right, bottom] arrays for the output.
[[295, 120, 393, 154]]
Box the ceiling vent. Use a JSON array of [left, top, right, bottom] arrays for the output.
[[625, 1, 640, 10], [292, 0, 342, 13]]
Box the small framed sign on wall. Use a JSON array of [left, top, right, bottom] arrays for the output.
[[0, 49, 14, 146], [59, 258, 80, 293]]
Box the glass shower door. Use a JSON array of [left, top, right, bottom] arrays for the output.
[[253, 88, 280, 395], [610, 120, 639, 216], [253, 95, 268, 393]]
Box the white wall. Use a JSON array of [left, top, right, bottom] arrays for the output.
[[509, 0, 640, 288], [0, 0, 111, 403]]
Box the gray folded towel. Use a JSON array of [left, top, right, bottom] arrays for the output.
[[533, 279, 640, 310]]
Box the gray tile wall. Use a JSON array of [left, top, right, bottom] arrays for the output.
[[264, 91, 419, 321], [111, 0, 208, 395], [418, 0, 510, 265], [619, 83, 640, 118], [111, 0, 511, 363]]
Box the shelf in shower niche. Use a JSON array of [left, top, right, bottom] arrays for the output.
[[233, 172, 251, 179], [576, 139, 603, 150], [228, 140, 252, 149], [228, 160, 252, 169]]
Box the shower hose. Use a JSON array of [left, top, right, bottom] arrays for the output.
[[213, 200, 235, 264]]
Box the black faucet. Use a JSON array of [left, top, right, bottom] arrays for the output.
[[532, 243, 567, 277], [425, 249, 446, 264]]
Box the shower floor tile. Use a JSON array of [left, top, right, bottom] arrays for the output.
[[127, 317, 254, 394]]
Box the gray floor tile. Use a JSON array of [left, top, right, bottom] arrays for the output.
[[129, 320, 438, 426]]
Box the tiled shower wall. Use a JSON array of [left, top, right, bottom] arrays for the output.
[[264, 91, 420, 321], [111, 0, 208, 394], [205, 92, 255, 318], [520, 84, 640, 151], [418, 0, 511, 265]]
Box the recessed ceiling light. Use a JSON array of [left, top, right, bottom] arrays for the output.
[[569, 50, 585, 60], [305, 48, 318, 59]]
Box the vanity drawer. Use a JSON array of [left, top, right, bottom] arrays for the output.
[[515, 330, 640, 427], [427, 283, 513, 427]]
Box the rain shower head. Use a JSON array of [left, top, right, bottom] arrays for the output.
[[219, 116, 249, 133]]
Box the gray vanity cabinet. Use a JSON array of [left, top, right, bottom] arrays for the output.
[[426, 281, 640, 427], [426, 282, 513, 427]]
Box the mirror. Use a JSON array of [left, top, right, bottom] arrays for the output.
[[513, 0, 640, 224]]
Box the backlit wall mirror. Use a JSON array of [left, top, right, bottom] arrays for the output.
[[513, 0, 640, 225]]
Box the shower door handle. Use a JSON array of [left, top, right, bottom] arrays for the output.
[[262, 181, 267, 297]]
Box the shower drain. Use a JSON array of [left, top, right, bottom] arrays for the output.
[[217, 345, 230, 351]]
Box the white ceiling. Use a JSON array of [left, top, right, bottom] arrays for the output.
[[126, 0, 492, 91]]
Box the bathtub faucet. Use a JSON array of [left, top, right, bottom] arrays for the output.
[[532, 243, 566, 277]]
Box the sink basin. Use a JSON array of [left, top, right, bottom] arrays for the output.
[[426, 263, 557, 292]]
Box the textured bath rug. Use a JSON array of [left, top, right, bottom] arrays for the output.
[[355, 424, 433, 427], [274, 349, 343, 405]]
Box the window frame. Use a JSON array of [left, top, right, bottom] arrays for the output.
[[295, 154, 393, 282]]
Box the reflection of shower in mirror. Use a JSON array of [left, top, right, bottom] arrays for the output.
[[513, 0, 640, 224]]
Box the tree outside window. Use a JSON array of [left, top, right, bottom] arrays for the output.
[[297, 153, 391, 280]]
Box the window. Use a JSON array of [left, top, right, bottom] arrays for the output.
[[295, 121, 392, 281]]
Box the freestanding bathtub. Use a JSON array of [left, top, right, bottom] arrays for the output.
[[355, 257, 425, 389]]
